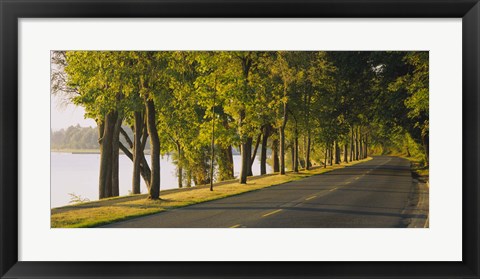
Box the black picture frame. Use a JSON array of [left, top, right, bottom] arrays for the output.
[[1, 0, 479, 278]]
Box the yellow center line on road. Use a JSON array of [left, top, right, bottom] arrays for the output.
[[262, 209, 283, 217], [329, 187, 338, 192], [305, 195, 317, 201], [229, 224, 241, 228]]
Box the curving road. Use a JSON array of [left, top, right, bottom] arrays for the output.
[[103, 156, 427, 228]]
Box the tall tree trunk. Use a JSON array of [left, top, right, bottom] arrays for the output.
[[99, 112, 115, 199], [227, 146, 234, 178], [279, 103, 288, 175], [239, 56, 252, 183], [111, 113, 122, 197], [334, 141, 340, 164], [132, 111, 142, 194], [290, 143, 295, 171], [359, 128, 363, 159], [355, 128, 359, 161], [272, 138, 280, 173], [177, 142, 183, 188], [294, 134, 299, 172], [279, 127, 287, 175], [97, 120, 105, 199], [145, 98, 160, 199], [344, 143, 348, 163], [324, 147, 327, 168], [329, 142, 333, 166], [260, 125, 269, 175], [306, 132, 311, 170], [239, 135, 251, 184], [350, 126, 355, 161]]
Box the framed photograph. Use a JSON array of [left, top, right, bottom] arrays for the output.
[[1, 0, 479, 278]]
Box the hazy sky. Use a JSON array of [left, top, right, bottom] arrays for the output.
[[51, 95, 96, 131]]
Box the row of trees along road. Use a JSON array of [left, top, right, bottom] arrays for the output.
[[51, 51, 428, 200]]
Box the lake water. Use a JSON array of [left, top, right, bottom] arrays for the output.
[[51, 152, 272, 208]]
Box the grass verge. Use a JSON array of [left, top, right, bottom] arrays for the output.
[[51, 157, 372, 228]]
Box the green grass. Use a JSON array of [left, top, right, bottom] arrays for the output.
[[51, 157, 372, 228]]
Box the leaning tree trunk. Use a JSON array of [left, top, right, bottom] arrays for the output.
[[111, 113, 122, 197], [145, 98, 160, 199]]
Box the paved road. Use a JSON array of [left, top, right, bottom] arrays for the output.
[[104, 156, 426, 228]]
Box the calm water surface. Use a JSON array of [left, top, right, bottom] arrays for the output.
[[51, 152, 271, 208]]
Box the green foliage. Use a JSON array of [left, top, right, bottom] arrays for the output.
[[56, 50, 429, 191]]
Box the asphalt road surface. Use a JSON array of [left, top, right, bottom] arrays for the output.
[[104, 156, 426, 228]]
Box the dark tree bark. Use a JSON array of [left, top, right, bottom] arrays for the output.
[[279, 103, 288, 175], [132, 111, 143, 194], [97, 120, 105, 199], [306, 132, 311, 170], [324, 147, 327, 168], [145, 98, 160, 199], [329, 142, 333, 166], [344, 143, 348, 163], [239, 133, 251, 184], [355, 128, 360, 161], [177, 142, 183, 189], [359, 128, 364, 159], [350, 126, 355, 161], [99, 111, 116, 199], [239, 56, 252, 184], [290, 143, 295, 172], [260, 125, 270, 175], [111, 113, 122, 197], [334, 141, 341, 164], [272, 138, 280, 173], [294, 133, 299, 172]]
